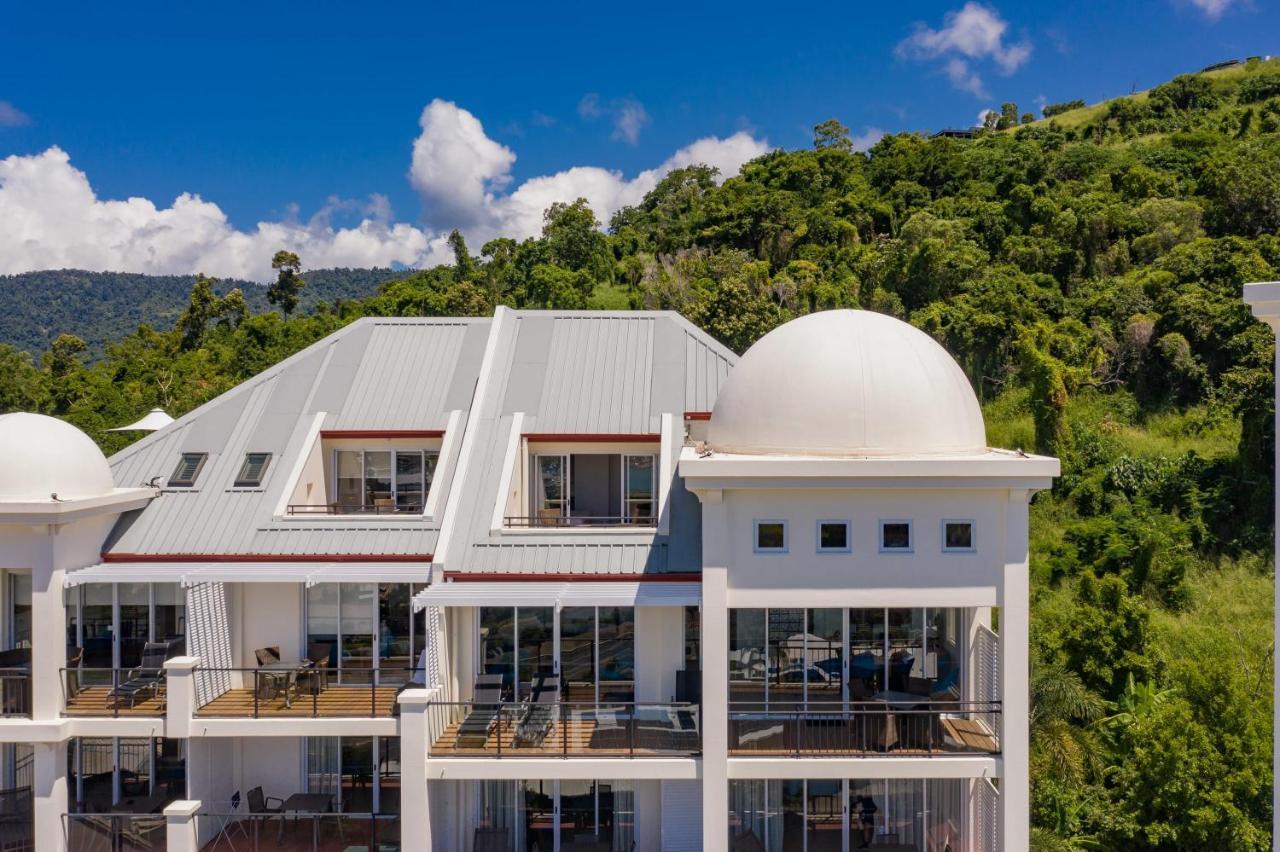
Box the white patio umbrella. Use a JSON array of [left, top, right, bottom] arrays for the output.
[[107, 408, 174, 432]]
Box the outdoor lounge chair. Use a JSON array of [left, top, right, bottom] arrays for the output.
[[109, 641, 169, 708], [513, 672, 558, 747], [456, 673, 504, 748]]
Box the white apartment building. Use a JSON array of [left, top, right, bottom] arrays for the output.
[[0, 307, 1057, 852]]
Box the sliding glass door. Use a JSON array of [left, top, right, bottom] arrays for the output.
[[306, 583, 427, 685], [66, 584, 187, 682], [476, 606, 636, 703], [480, 780, 635, 852]]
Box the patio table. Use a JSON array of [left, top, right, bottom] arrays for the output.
[[279, 792, 334, 840], [258, 660, 312, 708]]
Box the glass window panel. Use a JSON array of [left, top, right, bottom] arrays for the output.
[[394, 452, 423, 512], [881, 522, 912, 550], [807, 779, 843, 852], [768, 610, 806, 711], [779, 779, 805, 852], [307, 585, 340, 666], [117, 584, 150, 669], [305, 736, 340, 798], [516, 607, 554, 701], [340, 584, 376, 684], [423, 451, 439, 499], [848, 609, 883, 695], [82, 586, 114, 675], [479, 608, 515, 699], [729, 609, 766, 709], [378, 585, 412, 684], [624, 455, 655, 523], [755, 522, 786, 551], [884, 779, 924, 846], [609, 779, 635, 851], [818, 522, 849, 551], [683, 606, 700, 671], [807, 610, 843, 706], [597, 607, 634, 703], [340, 737, 375, 813], [378, 737, 401, 815], [945, 521, 974, 550], [9, 575, 31, 649], [850, 780, 881, 849], [559, 780, 596, 847], [363, 452, 393, 512], [520, 780, 553, 852], [411, 584, 427, 684], [559, 607, 596, 702], [535, 455, 567, 520], [153, 584, 185, 654], [887, 609, 925, 693], [335, 451, 364, 511], [927, 608, 962, 699], [729, 779, 768, 848]]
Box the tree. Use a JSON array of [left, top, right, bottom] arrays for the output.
[[813, 118, 852, 151], [448, 229, 476, 281], [1043, 99, 1086, 118], [268, 250, 305, 317], [997, 102, 1020, 130], [542, 199, 610, 283]]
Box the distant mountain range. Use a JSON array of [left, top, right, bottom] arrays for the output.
[[0, 267, 406, 357]]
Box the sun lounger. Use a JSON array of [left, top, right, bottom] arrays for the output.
[[109, 642, 169, 708], [514, 673, 558, 747], [456, 673, 504, 748]]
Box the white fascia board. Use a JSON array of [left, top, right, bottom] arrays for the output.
[[727, 585, 997, 609], [425, 757, 700, 781], [0, 487, 156, 524], [1244, 281, 1280, 320], [727, 755, 999, 780], [188, 717, 399, 738], [679, 448, 1059, 488]]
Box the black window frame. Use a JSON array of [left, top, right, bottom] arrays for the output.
[[168, 453, 208, 488], [234, 452, 273, 488]]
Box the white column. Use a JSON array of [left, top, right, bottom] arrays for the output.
[[163, 656, 200, 738], [33, 740, 68, 852], [30, 543, 65, 722], [164, 800, 202, 852], [701, 564, 729, 852], [399, 688, 432, 851], [1244, 282, 1280, 851], [999, 490, 1031, 852]]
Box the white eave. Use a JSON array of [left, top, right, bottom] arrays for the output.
[[678, 446, 1059, 490], [65, 561, 431, 587], [0, 487, 156, 524], [412, 580, 702, 611]]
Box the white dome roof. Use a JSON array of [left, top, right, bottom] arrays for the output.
[[0, 413, 116, 501], [707, 310, 987, 457]]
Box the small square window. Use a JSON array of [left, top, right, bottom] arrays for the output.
[[169, 452, 208, 488], [880, 520, 912, 552], [817, 520, 850, 553], [943, 520, 975, 552], [234, 452, 273, 487], [754, 520, 787, 553]]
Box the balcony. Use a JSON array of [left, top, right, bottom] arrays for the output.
[[194, 812, 399, 851], [65, 813, 166, 851], [728, 700, 1000, 756], [0, 668, 30, 718], [63, 668, 167, 718], [193, 668, 407, 719], [427, 701, 700, 758], [285, 501, 423, 516], [502, 513, 656, 528]]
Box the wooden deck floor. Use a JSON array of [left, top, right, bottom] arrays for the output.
[[64, 687, 166, 717], [430, 715, 701, 757], [196, 687, 398, 718], [727, 716, 999, 756]]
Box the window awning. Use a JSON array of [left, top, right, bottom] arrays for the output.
[[64, 562, 430, 588], [412, 580, 701, 611]]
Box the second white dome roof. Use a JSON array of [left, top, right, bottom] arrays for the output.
[[707, 310, 987, 457]]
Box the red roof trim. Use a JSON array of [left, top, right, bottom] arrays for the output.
[[320, 430, 444, 439], [441, 571, 701, 583], [683, 411, 713, 421], [102, 553, 433, 564], [523, 433, 660, 443]]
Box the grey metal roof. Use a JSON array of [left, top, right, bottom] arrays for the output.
[[99, 309, 735, 571], [103, 317, 490, 557], [442, 309, 735, 576]]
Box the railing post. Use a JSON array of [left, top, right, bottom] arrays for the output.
[[496, 702, 502, 758], [561, 703, 568, 757], [163, 657, 199, 738], [163, 800, 201, 852], [113, 669, 120, 719], [629, 705, 635, 758]]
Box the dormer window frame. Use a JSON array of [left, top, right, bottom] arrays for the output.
[[331, 447, 439, 516], [168, 452, 208, 489], [233, 452, 273, 488]]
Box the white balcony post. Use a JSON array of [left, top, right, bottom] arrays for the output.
[[1000, 489, 1031, 852], [164, 800, 202, 852], [33, 739, 68, 852], [399, 688, 432, 850], [30, 554, 65, 721], [701, 563, 730, 852], [164, 656, 200, 738]]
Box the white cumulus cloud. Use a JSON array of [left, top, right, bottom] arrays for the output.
[[408, 99, 770, 245], [896, 2, 1031, 98], [0, 101, 769, 281], [1187, 0, 1234, 18], [0, 101, 31, 128], [850, 127, 886, 152], [578, 94, 653, 145]]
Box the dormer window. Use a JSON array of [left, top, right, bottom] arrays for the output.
[[334, 449, 437, 514], [168, 453, 207, 488], [522, 452, 657, 527], [234, 452, 272, 487]]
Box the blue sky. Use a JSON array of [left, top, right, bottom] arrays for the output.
[[0, 0, 1274, 279]]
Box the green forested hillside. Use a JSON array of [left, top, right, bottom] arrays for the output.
[[4, 60, 1280, 850], [0, 267, 404, 356]]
